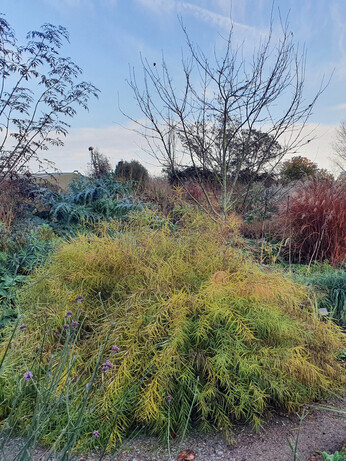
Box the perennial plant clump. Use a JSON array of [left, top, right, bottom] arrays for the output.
[[277, 178, 346, 266], [0, 210, 344, 451]]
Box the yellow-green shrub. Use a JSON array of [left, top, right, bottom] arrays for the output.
[[0, 211, 344, 449]]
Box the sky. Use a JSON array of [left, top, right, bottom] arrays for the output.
[[1, 0, 346, 175]]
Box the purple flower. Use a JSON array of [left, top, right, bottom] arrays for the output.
[[101, 361, 113, 372], [111, 345, 119, 352], [86, 379, 95, 389], [166, 395, 173, 403], [63, 324, 70, 330], [93, 430, 100, 438], [64, 311, 73, 319], [54, 330, 60, 336], [24, 371, 33, 380], [71, 320, 79, 328], [75, 295, 84, 304], [19, 324, 27, 330]]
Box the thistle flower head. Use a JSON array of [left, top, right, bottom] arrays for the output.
[[24, 371, 33, 380], [75, 295, 84, 304], [63, 324, 70, 330], [64, 311, 73, 318], [71, 320, 79, 328], [19, 324, 27, 330], [93, 430, 99, 438], [111, 344, 119, 352]]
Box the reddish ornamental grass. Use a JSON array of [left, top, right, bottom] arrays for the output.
[[277, 179, 346, 266]]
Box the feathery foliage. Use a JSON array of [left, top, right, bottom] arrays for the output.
[[0, 225, 57, 329], [0, 211, 344, 451], [277, 178, 346, 266]]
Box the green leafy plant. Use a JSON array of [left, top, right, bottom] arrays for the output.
[[337, 349, 346, 362], [280, 156, 318, 182], [0, 226, 57, 330], [0, 211, 344, 452], [322, 449, 346, 460], [115, 160, 149, 188], [294, 269, 346, 327]]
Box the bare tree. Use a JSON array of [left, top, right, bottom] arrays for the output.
[[88, 146, 112, 178], [333, 121, 346, 174], [126, 17, 325, 218], [0, 16, 99, 184]]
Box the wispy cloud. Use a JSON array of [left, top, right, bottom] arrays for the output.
[[34, 121, 338, 176], [45, 0, 117, 11], [100, 0, 117, 8], [135, 0, 259, 33], [331, 102, 346, 111], [45, 0, 93, 8], [34, 123, 162, 175], [330, 2, 346, 57], [179, 3, 253, 32], [280, 123, 338, 172], [135, 0, 175, 15]]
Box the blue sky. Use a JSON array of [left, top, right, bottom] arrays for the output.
[[2, 0, 346, 174]]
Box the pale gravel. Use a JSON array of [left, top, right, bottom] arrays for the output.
[[1, 398, 345, 461]]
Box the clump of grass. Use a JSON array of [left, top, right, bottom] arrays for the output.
[[294, 269, 346, 328], [0, 210, 344, 453], [276, 178, 346, 266]]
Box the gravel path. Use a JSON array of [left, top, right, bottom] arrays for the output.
[[2, 399, 345, 461]]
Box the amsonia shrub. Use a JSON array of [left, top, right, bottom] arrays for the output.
[[0, 211, 344, 451]]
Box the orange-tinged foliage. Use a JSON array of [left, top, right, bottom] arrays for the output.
[[0, 210, 344, 449]]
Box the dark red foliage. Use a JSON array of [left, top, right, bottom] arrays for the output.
[[276, 179, 346, 266], [0, 174, 38, 229]]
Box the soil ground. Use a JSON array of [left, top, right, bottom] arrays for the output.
[[2, 398, 345, 461]]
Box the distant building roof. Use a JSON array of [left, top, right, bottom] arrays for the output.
[[32, 171, 81, 191]]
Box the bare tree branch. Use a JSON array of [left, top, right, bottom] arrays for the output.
[[333, 121, 346, 174], [125, 15, 326, 217]]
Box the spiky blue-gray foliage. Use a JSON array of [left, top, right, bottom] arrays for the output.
[[34, 173, 144, 232]]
